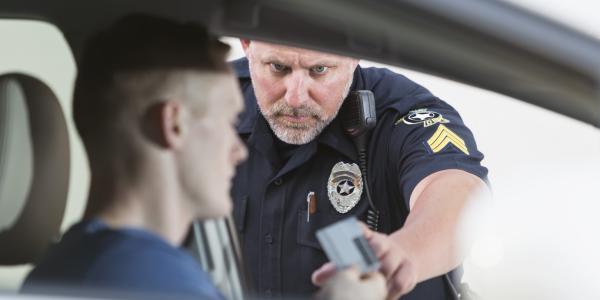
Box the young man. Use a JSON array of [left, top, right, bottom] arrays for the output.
[[231, 41, 490, 299], [22, 15, 385, 299]]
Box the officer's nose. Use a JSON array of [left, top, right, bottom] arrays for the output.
[[283, 71, 310, 108]]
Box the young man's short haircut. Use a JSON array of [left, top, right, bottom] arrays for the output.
[[73, 14, 230, 150]]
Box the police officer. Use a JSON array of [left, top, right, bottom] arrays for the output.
[[231, 40, 489, 300]]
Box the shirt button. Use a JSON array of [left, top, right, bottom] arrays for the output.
[[273, 178, 283, 186], [264, 234, 273, 244], [265, 289, 273, 297]]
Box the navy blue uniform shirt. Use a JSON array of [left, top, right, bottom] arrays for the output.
[[22, 219, 224, 299], [231, 57, 488, 299]]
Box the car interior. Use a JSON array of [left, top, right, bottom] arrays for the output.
[[0, 73, 69, 266], [0, 0, 599, 299]]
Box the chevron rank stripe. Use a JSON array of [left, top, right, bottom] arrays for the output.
[[427, 124, 469, 155]]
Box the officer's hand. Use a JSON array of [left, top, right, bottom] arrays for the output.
[[315, 266, 386, 300], [361, 223, 418, 300]]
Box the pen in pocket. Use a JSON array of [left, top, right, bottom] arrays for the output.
[[306, 191, 317, 222]]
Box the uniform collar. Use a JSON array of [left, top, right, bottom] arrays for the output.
[[236, 103, 257, 135], [233, 57, 257, 135], [231, 57, 251, 79], [317, 117, 358, 161]]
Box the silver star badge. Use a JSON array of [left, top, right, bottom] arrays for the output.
[[327, 162, 363, 213]]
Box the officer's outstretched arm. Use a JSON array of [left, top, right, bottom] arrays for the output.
[[365, 169, 489, 300]]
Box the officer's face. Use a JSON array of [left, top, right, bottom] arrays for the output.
[[242, 41, 359, 144], [179, 73, 247, 219]]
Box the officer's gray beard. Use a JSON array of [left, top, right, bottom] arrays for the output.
[[262, 78, 353, 145]]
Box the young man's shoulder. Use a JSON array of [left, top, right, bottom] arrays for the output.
[[23, 220, 220, 299]]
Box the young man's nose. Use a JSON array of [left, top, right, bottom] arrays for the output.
[[283, 72, 310, 108]]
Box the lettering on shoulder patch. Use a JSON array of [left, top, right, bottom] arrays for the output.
[[426, 124, 469, 155], [395, 108, 449, 127]]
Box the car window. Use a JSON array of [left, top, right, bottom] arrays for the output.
[[223, 37, 600, 297], [365, 60, 600, 294], [0, 20, 88, 292]]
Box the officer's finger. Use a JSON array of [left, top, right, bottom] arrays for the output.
[[367, 232, 392, 259], [311, 262, 337, 287], [386, 262, 417, 300], [358, 222, 372, 238], [362, 223, 388, 244], [378, 250, 404, 280]]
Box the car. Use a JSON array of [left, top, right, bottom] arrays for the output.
[[1, 0, 599, 299]]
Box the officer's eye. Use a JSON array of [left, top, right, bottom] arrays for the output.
[[270, 63, 288, 73], [310, 65, 328, 74]]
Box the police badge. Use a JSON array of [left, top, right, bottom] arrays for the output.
[[327, 162, 363, 213]]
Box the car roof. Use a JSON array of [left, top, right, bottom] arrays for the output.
[[1, 0, 599, 127]]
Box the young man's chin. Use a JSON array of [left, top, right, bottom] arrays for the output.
[[197, 196, 232, 220]]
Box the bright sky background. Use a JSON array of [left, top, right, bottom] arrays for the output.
[[506, 0, 600, 39]]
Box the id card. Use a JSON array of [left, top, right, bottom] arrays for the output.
[[316, 217, 380, 273]]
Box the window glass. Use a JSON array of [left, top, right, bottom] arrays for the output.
[[223, 37, 600, 296]]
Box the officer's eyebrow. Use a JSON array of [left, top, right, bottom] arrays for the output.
[[260, 54, 337, 69], [261, 55, 292, 66]]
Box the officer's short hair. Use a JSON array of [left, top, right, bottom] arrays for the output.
[[73, 14, 230, 150]]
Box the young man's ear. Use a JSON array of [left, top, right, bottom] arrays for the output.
[[240, 39, 251, 55], [159, 101, 185, 149]]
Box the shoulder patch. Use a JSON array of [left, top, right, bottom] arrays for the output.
[[395, 108, 449, 127], [426, 124, 469, 155]]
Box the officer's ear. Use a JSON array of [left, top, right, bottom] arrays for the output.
[[240, 39, 251, 55]]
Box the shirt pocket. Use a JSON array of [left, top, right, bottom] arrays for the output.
[[296, 186, 340, 251], [295, 190, 349, 251], [296, 209, 324, 251]]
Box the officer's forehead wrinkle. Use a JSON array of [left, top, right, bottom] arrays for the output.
[[256, 46, 342, 68]]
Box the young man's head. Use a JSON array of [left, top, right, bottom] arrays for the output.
[[241, 40, 359, 145], [74, 15, 246, 220]]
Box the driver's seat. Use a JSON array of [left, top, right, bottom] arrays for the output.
[[0, 73, 70, 265]]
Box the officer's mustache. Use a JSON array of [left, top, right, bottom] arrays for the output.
[[269, 100, 325, 120]]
